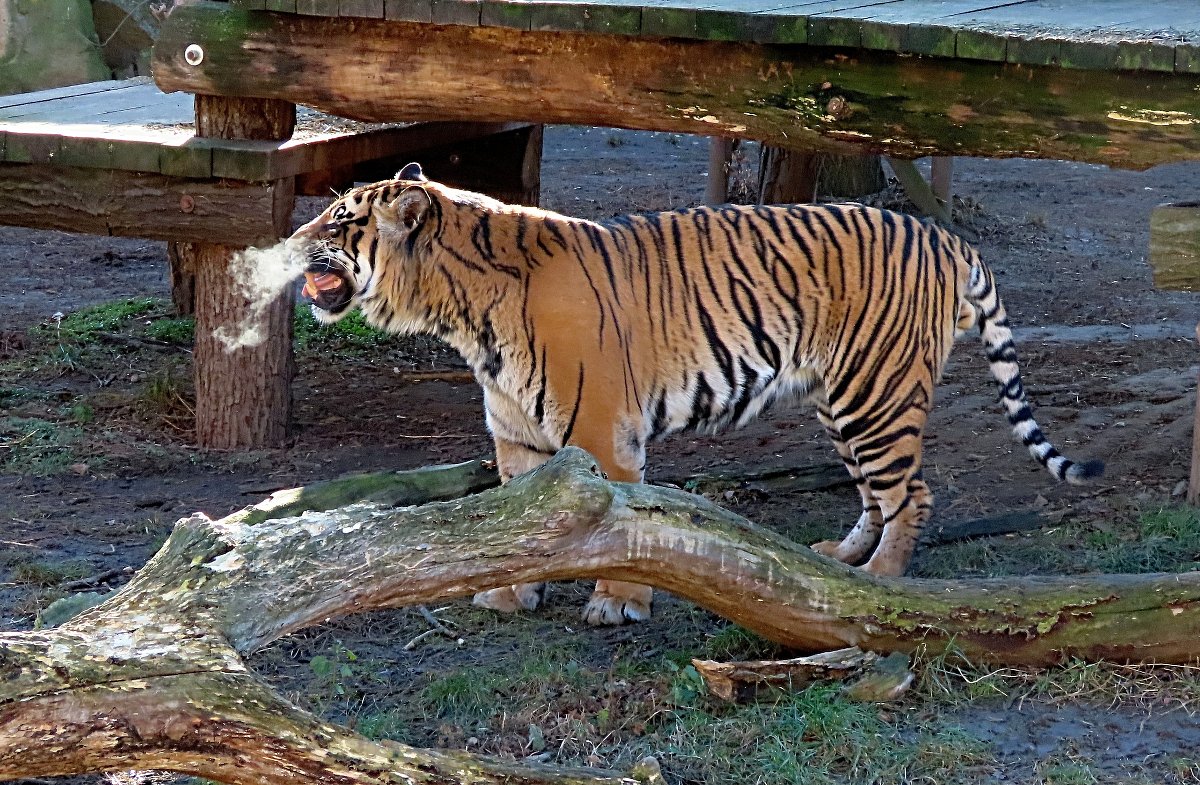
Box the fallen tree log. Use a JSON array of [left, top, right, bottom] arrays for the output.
[[4, 448, 1200, 783]]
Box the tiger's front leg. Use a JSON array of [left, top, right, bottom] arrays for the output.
[[471, 436, 553, 614]]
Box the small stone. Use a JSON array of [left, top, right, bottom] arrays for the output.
[[1173, 480, 1188, 498], [69, 463, 89, 476]]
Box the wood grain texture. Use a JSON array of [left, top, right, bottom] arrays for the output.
[[190, 95, 296, 450], [225, 0, 1200, 71], [0, 163, 287, 245], [1149, 203, 1200, 292], [154, 5, 1200, 169]]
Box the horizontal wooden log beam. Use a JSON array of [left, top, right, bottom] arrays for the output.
[[153, 3, 1200, 169], [0, 163, 289, 246]]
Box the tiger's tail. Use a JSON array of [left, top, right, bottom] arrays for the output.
[[965, 255, 1105, 485]]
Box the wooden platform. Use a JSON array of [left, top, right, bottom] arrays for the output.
[[0, 77, 526, 182], [232, 0, 1200, 72], [156, 2, 1200, 169]]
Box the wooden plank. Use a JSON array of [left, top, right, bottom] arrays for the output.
[[0, 163, 286, 245], [1180, 45, 1200, 74], [1149, 202, 1200, 291], [385, 0, 433, 20], [154, 3, 1200, 169], [481, 0, 531, 29], [2, 131, 62, 164], [263, 0, 298, 11], [340, 0, 385, 16], [296, 0, 341, 13], [430, 0, 481, 24], [0, 78, 152, 110], [529, 2, 641, 34], [159, 141, 215, 178]]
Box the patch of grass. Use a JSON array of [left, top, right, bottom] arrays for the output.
[[294, 308, 396, 354], [145, 316, 195, 345], [1089, 506, 1200, 574], [646, 683, 991, 784], [138, 369, 194, 428], [0, 416, 84, 475], [10, 557, 91, 586], [1037, 757, 1098, 785], [701, 624, 784, 661], [68, 403, 95, 424], [421, 671, 504, 720], [51, 297, 161, 342], [355, 709, 411, 742]]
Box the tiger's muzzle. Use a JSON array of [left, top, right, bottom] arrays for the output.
[[301, 259, 354, 314]]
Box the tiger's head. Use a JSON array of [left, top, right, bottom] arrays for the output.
[[291, 161, 433, 325]]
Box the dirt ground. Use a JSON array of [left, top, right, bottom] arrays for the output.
[[2, 126, 1199, 784]]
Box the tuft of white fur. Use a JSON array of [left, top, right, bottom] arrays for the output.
[[212, 239, 308, 351]]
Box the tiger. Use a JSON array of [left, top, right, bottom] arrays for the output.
[[291, 161, 1103, 626]]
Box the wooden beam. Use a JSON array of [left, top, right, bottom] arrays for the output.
[[0, 163, 288, 246], [706, 137, 733, 204], [154, 3, 1200, 170], [1149, 202, 1200, 292], [930, 156, 953, 204], [886, 158, 952, 224], [1192, 323, 1200, 506]]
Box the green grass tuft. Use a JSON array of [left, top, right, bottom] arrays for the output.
[[421, 671, 503, 720], [145, 316, 195, 345], [51, 298, 161, 342], [0, 416, 85, 475], [1089, 506, 1200, 574]]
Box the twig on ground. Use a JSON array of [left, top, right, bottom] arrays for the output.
[[61, 567, 130, 591], [404, 605, 465, 649]]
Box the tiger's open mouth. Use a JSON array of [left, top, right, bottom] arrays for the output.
[[301, 268, 353, 313]]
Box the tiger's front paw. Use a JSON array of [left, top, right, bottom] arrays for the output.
[[473, 582, 546, 613], [582, 581, 653, 626], [811, 540, 853, 562]]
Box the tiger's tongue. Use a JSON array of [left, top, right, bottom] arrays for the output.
[[303, 272, 343, 299]]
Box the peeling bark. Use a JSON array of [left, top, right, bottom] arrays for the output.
[[4, 449, 1200, 782]]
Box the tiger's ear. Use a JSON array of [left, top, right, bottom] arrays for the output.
[[395, 162, 427, 182], [379, 185, 432, 235]]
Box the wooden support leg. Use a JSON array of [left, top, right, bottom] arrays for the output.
[[191, 96, 297, 449], [759, 147, 885, 204], [167, 241, 196, 316], [931, 156, 953, 205], [758, 146, 818, 204], [707, 137, 734, 204], [400, 124, 543, 206], [1190, 322, 1200, 505], [887, 158, 953, 224]]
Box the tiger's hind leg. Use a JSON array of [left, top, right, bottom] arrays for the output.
[[472, 437, 552, 614], [816, 388, 935, 577], [810, 404, 884, 565]]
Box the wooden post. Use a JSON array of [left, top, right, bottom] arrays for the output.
[[405, 124, 543, 206], [188, 95, 297, 449], [1148, 202, 1200, 503], [759, 148, 884, 204], [706, 137, 734, 204], [931, 157, 954, 205], [1191, 322, 1200, 505], [758, 147, 818, 204]]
